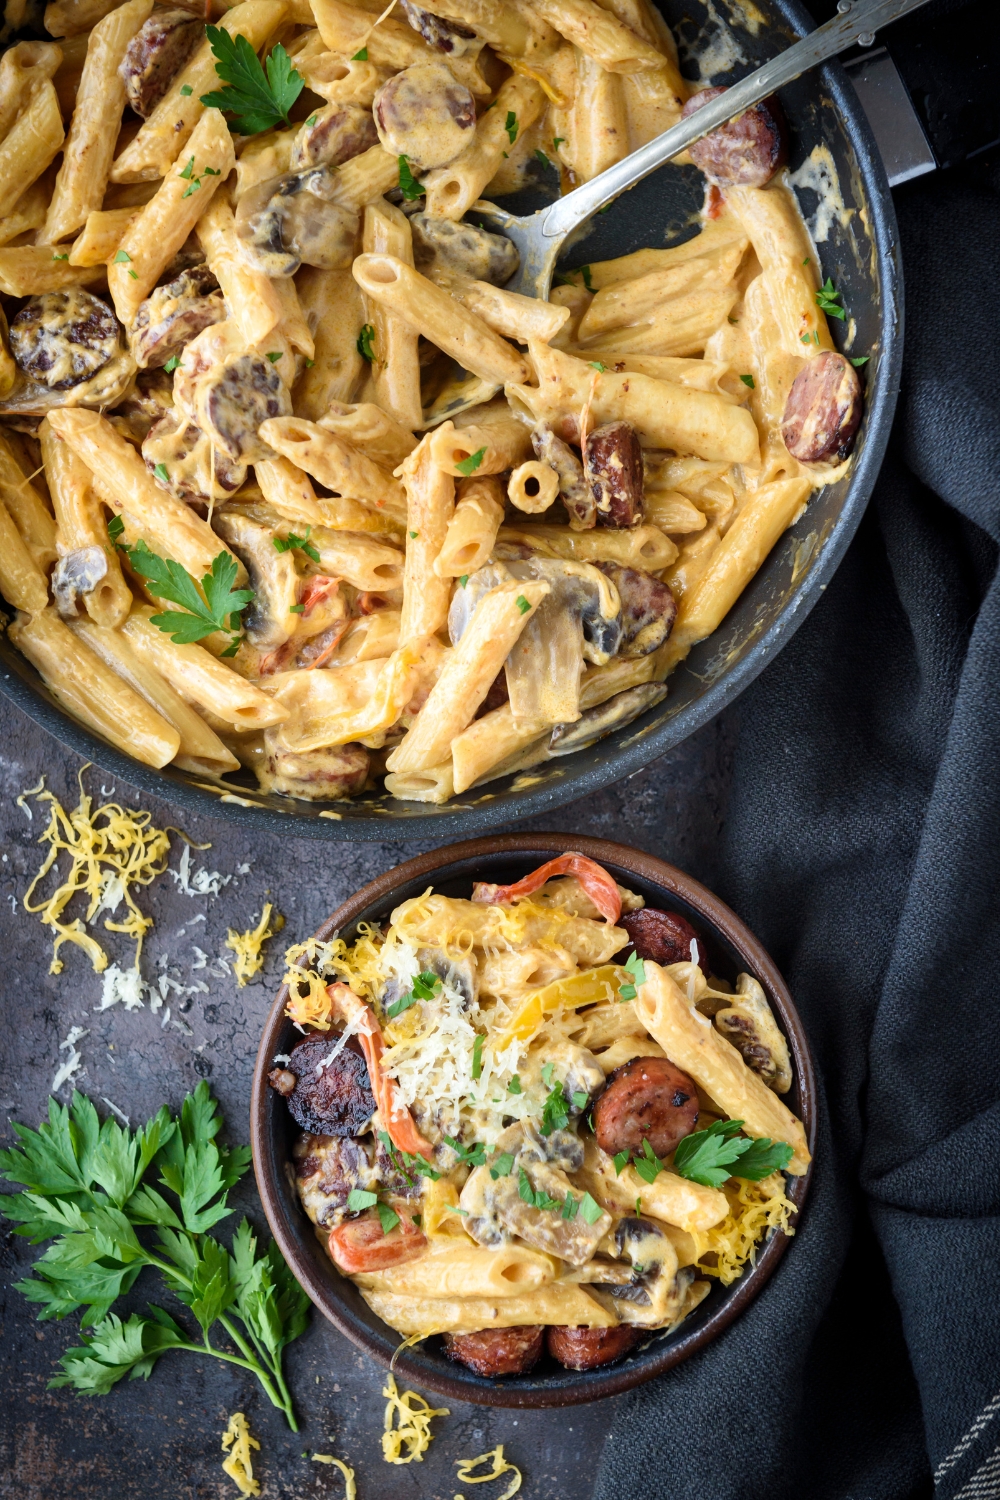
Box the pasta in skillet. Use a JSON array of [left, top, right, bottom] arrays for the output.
[[0, 0, 864, 804], [269, 854, 810, 1373]]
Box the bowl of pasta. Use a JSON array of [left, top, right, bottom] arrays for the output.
[[0, 0, 898, 837], [252, 835, 816, 1404]]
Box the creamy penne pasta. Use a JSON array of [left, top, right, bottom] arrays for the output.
[[0, 0, 860, 806], [270, 853, 808, 1373]]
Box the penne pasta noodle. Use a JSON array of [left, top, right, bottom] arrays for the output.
[[0, 42, 62, 138], [428, 268, 571, 346], [360, 1281, 617, 1335], [579, 1137, 729, 1233], [9, 608, 181, 767], [264, 638, 427, 750], [423, 73, 545, 220], [122, 608, 289, 730], [253, 456, 328, 529], [383, 760, 456, 804], [397, 432, 454, 647], [362, 200, 422, 430], [0, 80, 65, 221], [0, 177, 51, 249], [40, 415, 132, 627], [530, 0, 666, 71], [40, 0, 153, 245], [0, 433, 58, 573], [310, 528, 405, 591], [318, 401, 416, 468], [565, 50, 628, 181], [67, 206, 141, 266], [196, 194, 283, 350], [508, 460, 559, 513], [358, 1242, 556, 1298], [293, 266, 367, 418], [434, 474, 504, 577], [724, 183, 834, 359], [259, 416, 407, 523], [0, 502, 49, 614], [43, 0, 120, 35], [0, 248, 105, 298], [311, 0, 488, 97], [499, 521, 678, 571], [428, 398, 533, 477]]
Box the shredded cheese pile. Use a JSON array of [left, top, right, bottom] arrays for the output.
[[226, 902, 284, 987], [221, 1412, 261, 1497], [694, 1172, 798, 1285], [19, 768, 192, 974], [381, 1372, 450, 1464], [454, 1445, 523, 1500], [311, 1455, 356, 1496]]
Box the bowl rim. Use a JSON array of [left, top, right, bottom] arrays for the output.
[[250, 834, 817, 1407]]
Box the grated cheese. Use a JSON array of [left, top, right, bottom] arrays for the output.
[[381, 1372, 449, 1464], [693, 1172, 797, 1285], [221, 1412, 261, 1497], [225, 903, 284, 988], [454, 1446, 523, 1500], [52, 1026, 88, 1091], [311, 1455, 356, 1496], [96, 964, 149, 1012], [168, 842, 231, 897]]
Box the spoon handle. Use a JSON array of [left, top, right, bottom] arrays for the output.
[[538, 0, 934, 243]]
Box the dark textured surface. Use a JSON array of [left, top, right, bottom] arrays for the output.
[[0, 693, 735, 1500]]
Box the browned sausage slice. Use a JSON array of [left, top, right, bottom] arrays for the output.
[[268, 1032, 375, 1136], [443, 1325, 545, 1376], [781, 350, 863, 462], [593, 562, 675, 656], [120, 9, 202, 119], [683, 86, 787, 188], [620, 907, 700, 966], [584, 420, 644, 528], [547, 1324, 642, 1370], [592, 1056, 699, 1159]]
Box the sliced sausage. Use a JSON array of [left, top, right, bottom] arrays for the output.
[[584, 421, 644, 529], [442, 1325, 544, 1377], [132, 265, 225, 371], [592, 1056, 699, 1160], [290, 102, 379, 172], [10, 289, 121, 390], [269, 1031, 376, 1136], [683, 86, 787, 188], [235, 169, 359, 278], [546, 1324, 642, 1371], [532, 423, 595, 530], [781, 350, 863, 463], [328, 1207, 426, 1273], [593, 561, 675, 656], [258, 740, 371, 800], [400, 0, 479, 56], [409, 212, 519, 286], [120, 9, 202, 119], [197, 352, 290, 462], [620, 907, 700, 966], [373, 62, 476, 170]]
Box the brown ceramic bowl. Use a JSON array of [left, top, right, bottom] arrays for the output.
[[251, 835, 816, 1408]]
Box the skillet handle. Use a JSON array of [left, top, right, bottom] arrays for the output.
[[538, 0, 938, 244]]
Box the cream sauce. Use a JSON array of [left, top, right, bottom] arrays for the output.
[[788, 145, 855, 245]]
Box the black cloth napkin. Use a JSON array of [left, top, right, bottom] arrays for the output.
[[594, 157, 1000, 1499]]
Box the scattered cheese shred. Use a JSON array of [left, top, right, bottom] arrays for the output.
[[221, 1412, 261, 1497], [225, 902, 284, 987], [454, 1445, 523, 1500], [311, 1455, 356, 1496], [381, 1372, 449, 1464], [19, 767, 202, 975], [694, 1173, 798, 1286]]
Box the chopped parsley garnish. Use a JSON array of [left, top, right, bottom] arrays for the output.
[[632, 1136, 665, 1185], [515, 595, 531, 615], [507, 1075, 522, 1095], [113, 248, 132, 263], [455, 446, 486, 476], [735, 1136, 796, 1179], [571, 1091, 589, 1110], [580, 265, 593, 292], [120, 540, 253, 654], [376, 1201, 400, 1234], [534, 148, 551, 169], [579, 1192, 603, 1225], [802, 256, 810, 266], [518, 1168, 561, 1212], [152, 462, 169, 483], [612, 1149, 629, 1176], [412, 972, 441, 1000], [200, 28, 303, 135], [273, 527, 320, 563], [673, 1118, 794, 1187], [459, 574, 469, 587], [51, 252, 68, 262], [553, 136, 565, 148], [107, 514, 124, 543], [471, 1032, 485, 1080], [351, 46, 368, 60], [504, 110, 518, 144], [541, 1083, 570, 1137], [561, 1193, 579, 1219], [265, 350, 283, 362], [304, 113, 318, 127], [443, 1204, 469, 1215], [490, 1151, 515, 1180], [850, 355, 870, 367], [346, 1188, 378, 1211], [635, 1195, 642, 1216], [163, 354, 181, 373], [397, 154, 424, 201], [385, 990, 418, 1020], [739, 373, 755, 389], [356, 323, 375, 361], [377, 1130, 440, 1182], [288, 603, 304, 613], [443, 1135, 486, 1169], [589, 361, 606, 373], [409, 530, 418, 539], [540, 1063, 555, 1087], [815, 277, 846, 320], [180, 83, 193, 96], [618, 950, 646, 1002]]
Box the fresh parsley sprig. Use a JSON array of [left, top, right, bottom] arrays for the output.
[[384, 970, 440, 1020], [673, 1118, 794, 1187], [200, 28, 303, 135], [0, 1086, 309, 1427], [273, 528, 320, 564], [618, 950, 646, 1002], [397, 154, 424, 201], [540, 1081, 570, 1137], [122, 540, 254, 657]]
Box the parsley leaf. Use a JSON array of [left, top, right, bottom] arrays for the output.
[[489, 1151, 515, 1181], [540, 1063, 555, 1087], [850, 355, 870, 367], [673, 1118, 750, 1188], [618, 949, 646, 1002], [385, 990, 418, 1020], [273, 528, 320, 564], [376, 1201, 400, 1234], [612, 1149, 629, 1176], [455, 446, 486, 476], [357, 323, 375, 361], [541, 1082, 570, 1137], [200, 29, 303, 135], [504, 110, 518, 144], [377, 1131, 440, 1182], [346, 1188, 377, 1212], [571, 1090, 589, 1110], [815, 277, 846, 320], [152, 463, 169, 484], [107, 515, 124, 543], [534, 148, 551, 168], [739, 373, 755, 388], [515, 594, 531, 615], [459, 574, 469, 587], [443, 1135, 486, 1169], [589, 361, 605, 373], [517, 1168, 561, 1212], [579, 1192, 603, 1225], [580, 265, 593, 292], [553, 136, 565, 148], [732, 1137, 794, 1180], [472, 1033, 485, 1080], [507, 1075, 522, 1095], [51, 252, 69, 262], [561, 1193, 579, 1219], [352, 46, 368, 59], [123, 541, 253, 652], [163, 354, 180, 373], [113, 249, 131, 264], [632, 1136, 664, 1185], [412, 971, 441, 1000], [397, 154, 424, 201]]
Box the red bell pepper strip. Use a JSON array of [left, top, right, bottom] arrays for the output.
[[471, 853, 622, 924], [326, 983, 434, 1159]]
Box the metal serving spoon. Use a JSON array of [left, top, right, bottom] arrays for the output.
[[420, 0, 932, 423]]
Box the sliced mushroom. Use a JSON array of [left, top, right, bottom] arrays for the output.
[[373, 62, 476, 170], [112, 369, 174, 443], [532, 423, 595, 530], [120, 9, 202, 119], [131, 265, 226, 371], [503, 558, 622, 726], [447, 559, 511, 643], [399, 0, 479, 56], [213, 509, 301, 651], [256, 738, 371, 801], [235, 168, 360, 278], [591, 1216, 695, 1327], [548, 684, 668, 756], [51, 546, 108, 619], [290, 102, 379, 172], [409, 211, 519, 286], [593, 560, 676, 657], [414, 946, 479, 1007], [698, 972, 792, 1093], [520, 1040, 605, 1116], [142, 411, 246, 505], [10, 289, 121, 391]]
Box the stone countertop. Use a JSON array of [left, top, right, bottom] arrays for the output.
[[0, 694, 734, 1500]]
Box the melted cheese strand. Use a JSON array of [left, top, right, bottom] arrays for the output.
[[381, 1372, 450, 1464], [220, 1412, 261, 1498]]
